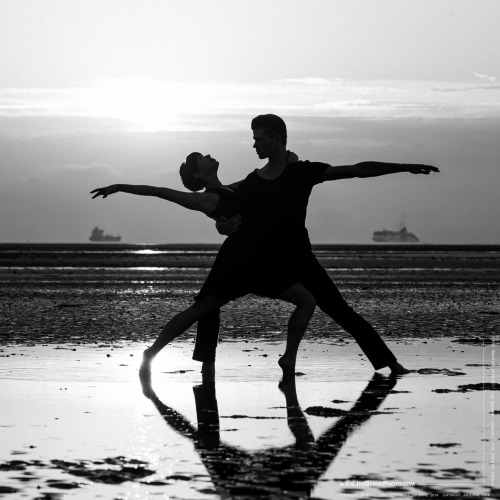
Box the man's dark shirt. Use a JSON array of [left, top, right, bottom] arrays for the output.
[[233, 161, 329, 254]]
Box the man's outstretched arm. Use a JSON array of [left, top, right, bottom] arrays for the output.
[[322, 162, 439, 181]]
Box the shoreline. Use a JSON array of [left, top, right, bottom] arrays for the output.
[[2, 241, 500, 250]]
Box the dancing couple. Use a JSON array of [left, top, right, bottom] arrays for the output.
[[91, 114, 439, 378]]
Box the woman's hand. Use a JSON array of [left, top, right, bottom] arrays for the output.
[[90, 185, 119, 199]]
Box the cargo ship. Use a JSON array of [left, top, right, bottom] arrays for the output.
[[372, 227, 419, 243], [89, 226, 121, 242]]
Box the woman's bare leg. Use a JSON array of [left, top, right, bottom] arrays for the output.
[[140, 296, 224, 374], [274, 284, 316, 377]]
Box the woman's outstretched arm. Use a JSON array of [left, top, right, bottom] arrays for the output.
[[90, 184, 219, 215]]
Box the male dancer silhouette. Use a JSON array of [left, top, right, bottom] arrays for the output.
[[190, 114, 439, 376]]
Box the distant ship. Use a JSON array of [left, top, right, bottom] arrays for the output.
[[89, 226, 121, 242], [372, 227, 419, 243]]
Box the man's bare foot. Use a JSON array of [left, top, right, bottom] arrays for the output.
[[389, 361, 412, 375], [278, 356, 296, 377], [201, 361, 215, 378]]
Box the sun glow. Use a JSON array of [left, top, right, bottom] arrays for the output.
[[87, 77, 207, 131]]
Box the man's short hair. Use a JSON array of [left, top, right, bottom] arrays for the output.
[[179, 152, 205, 192], [251, 114, 287, 146]]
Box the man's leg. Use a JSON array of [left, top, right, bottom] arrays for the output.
[[298, 254, 403, 371], [140, 296, 225, 374], [189, 243, 233, 373], [192, 309, 221, 376]]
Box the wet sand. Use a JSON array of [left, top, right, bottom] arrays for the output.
[[0, 338, 498, 499], [1, 246, 499, 498]]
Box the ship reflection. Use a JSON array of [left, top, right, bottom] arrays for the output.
[[140, 374, 396, 498]]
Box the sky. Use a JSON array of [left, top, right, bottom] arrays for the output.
[[1, 0, 499, 244]]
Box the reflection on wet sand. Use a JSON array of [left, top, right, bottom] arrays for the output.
[[140, 373, 397, 498]]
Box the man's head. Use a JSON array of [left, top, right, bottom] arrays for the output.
[[179, 152, 219, 192], [251, 114, 287, 159]]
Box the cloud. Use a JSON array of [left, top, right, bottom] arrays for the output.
[[2, 77, 500, 138], [47, 162, 119, 178], [433, 85, 500, 92], [474, 72, 497, 83]]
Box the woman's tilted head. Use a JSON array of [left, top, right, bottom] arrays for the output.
[[179, 152, 219, 192], [179, 152, 206, 192]]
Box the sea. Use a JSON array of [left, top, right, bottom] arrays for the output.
[[1, 243, 499, 346]]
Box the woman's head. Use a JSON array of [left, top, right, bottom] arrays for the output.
[[179, 152, 219, 192]]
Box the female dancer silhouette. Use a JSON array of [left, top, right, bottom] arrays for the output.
[[91, 152, 315, 377]]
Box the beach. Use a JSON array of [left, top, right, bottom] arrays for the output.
[[0, 244, 499, 499]]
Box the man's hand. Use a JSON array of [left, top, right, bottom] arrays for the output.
[[406, 164, 439, 175], [90, 185, 119, 199], [216, 215, 242, 235]]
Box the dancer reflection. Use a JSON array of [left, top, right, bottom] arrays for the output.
[[140, 374, 396, 497]]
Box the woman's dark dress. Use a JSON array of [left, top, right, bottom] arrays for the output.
[[196, 186, 297, 301]]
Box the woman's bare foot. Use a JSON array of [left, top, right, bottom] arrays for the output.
[[278, 356, 296, 377], [139, 348, 154, 376], [389, 361, 412, 375]]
